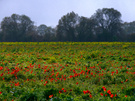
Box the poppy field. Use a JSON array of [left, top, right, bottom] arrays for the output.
[[0, 42, 135, 101]]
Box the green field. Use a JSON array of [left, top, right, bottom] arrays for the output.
[[0, 42, 135, 101]]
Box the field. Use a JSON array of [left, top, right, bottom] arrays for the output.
[[0, 42, 135, 101]]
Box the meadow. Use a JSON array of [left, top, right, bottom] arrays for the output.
[[0, 42, 135, 101]]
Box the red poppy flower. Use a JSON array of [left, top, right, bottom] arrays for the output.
[[0, 92, 2, 94], [125, 79, 128, 82], [125, 95, 127, 97], [49, 95, 53, 98], [0, 66, 3, 71], [102, 86, 106, 91], [107, 90, 111, 95], [110, 94, 114, 98], [89, 94, 92, 98], [59, 90, 62, 93], [91, 72, 93, 75], [83, 91, 86, 94], [100, 93, 103, 96], [86, 90, 91, 94], [1, 73, 3, 76], [102, 86, 105, 89], [15, 82, 20, 86], [103, 88, 106, 91]]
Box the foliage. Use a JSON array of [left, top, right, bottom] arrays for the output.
[[0, 8, 135, 42]]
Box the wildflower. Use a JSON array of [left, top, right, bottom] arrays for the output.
[[107, 90, 111, 93], [125, 95, 127, 97], [110, 94, 114, 98], [44, 84, 46, 86], [100, 93, 103, 96], [49, 95, 53, 98], [59, 90, 62, 93], [15, 82, 20, 86], [111, 71, 114, 75], [125, 79, 128, 82], [91, 72, 93, 75], [0, 92, 2, 94], [0, 66, 3, 71], [102, 86, 106, 91], [102, 86, 105, 89], [103, 88, 106, 91], [1, 73, 3, 76], [86, 90, 91, 94], [89, 94, 92, 98], [83, 91, 86, 94]]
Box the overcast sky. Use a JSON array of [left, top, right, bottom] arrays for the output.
[[0, 0, 135, 27]]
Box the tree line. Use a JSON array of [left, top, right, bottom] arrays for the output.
[[0, 8, 135, 42]]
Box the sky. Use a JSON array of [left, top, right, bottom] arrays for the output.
[[0, 0, 135, 27]]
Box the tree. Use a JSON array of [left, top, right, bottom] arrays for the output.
[[91, 8, 123, 41], [1, 14, 35, 41], [37, 24, 56, 41], [122, 21, 135, 34], [43, 26, 56, 41], [37, 24, 47, 36], [0, 31, 2, 42], [56, 11, 80, 41], [76, 17, 96, 41], [0, 24, 2, 41], [127, 33, 135, 42]]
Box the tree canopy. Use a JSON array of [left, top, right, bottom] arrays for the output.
[[0, 8, 135, 42]]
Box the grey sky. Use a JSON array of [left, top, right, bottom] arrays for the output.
[[0, 0, 135, 27]]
